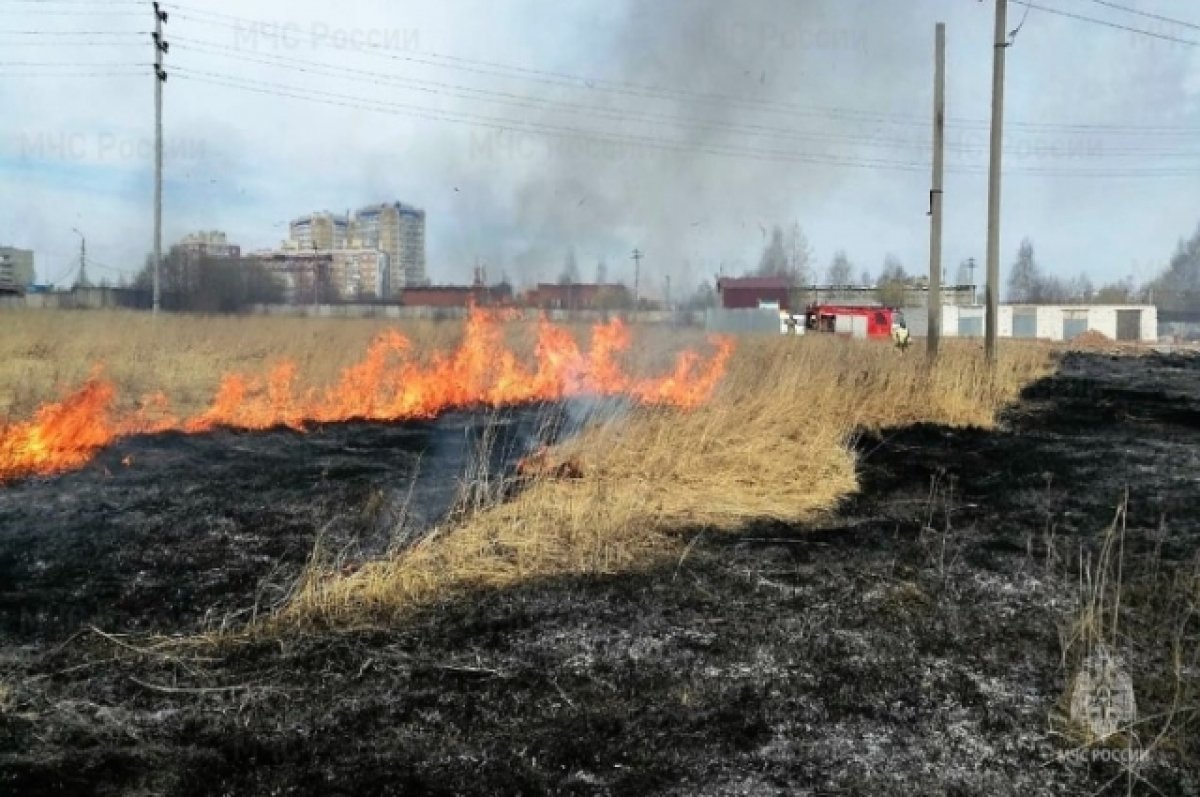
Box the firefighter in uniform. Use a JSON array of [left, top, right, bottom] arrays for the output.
[[892, 322, 911, 351]]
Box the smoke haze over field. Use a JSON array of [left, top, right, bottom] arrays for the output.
[[1, 0, 1198, 294]]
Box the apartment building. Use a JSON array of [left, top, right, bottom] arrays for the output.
[[0, 246, 35, 288], [288, 212, 349, 251], [348, 202, 427, 292]]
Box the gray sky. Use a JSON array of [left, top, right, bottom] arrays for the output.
[[2, 0, 1198, 295]]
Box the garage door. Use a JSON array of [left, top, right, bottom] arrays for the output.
[[958, 314, 983, 337], [1116, 310, 1141, 341], [1063, 309, 1088, 340], [1012, 311, 1038, 339]]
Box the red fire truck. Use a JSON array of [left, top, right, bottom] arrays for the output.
[[781, 304, 907, 341]]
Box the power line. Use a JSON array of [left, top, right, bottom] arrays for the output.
[[170, 37, 944, 153], [170, 66, 1200, 178], [0, 69, 147, 76], [0, 40, 149, 46], [1083, 0, 1200, 32], [169, 9, 949, 129], [0, 60, 145, 65], [0, 30, 146, 35], [1012, 1, 1199, 46], [170, 66, 939, 173], [166, 36, 1200, 158], [167, 37, 1200, 140], [166, 5, 1199, 137], [167, 38, 1200, 159]]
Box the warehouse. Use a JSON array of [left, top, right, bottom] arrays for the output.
[[903, 304, 1158, 342]]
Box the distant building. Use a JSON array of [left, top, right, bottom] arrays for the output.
[[717, 276, 792, 310], [400, 283, 512, 308], [245, 249, 332, 305], [523, 282, 632, 311], [351, 202, 426, 292], [0, 246, 35, 288], [330, 249, 389, 299], [791, 284, 978, 308], [247, 247, 391, 302], [716, 277, 978, 312], [288, 212, 349, 251], [286, 202, 427, 294], [172, 231, 241, 260]]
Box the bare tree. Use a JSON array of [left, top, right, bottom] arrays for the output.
[[755, 225, 790, 278], [826, 250, 853, 285], [785, 222, 813, 284], [1008, 238, 1041, 302], [558, 247, 581, 284]]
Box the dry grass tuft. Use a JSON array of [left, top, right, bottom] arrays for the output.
[[285, 336, 1054, 627]]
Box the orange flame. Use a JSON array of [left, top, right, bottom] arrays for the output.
[[0, 309, 733, 483]]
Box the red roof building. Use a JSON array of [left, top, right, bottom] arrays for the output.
[[717, 276, 792, 311], [522, 283, 632, 311], [400, 284, 512, 308]]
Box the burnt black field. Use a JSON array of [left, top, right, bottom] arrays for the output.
[[2, 352, 1199, 796]]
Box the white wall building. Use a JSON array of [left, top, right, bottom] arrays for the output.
[[905, 304, 1157, 342]]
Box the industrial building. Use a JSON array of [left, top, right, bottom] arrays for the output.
[[247, 248, 391, 303], [716, 276, 977, 312], [710, 301, 1158, 342], [0, 246, 35, 291], [523, 282, 634, 311], [399, 284, 513, 308], [716, 276, 792, 310]]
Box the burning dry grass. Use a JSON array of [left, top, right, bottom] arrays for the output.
[[0, 310, 1053, 629], [286, 336, 1054, 627], [0, 310, 463, 419], [0, 309, 720, 483]]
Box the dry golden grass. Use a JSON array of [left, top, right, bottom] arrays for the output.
[[285, 335, 1055, 628], [0, 310, 462, 419], [0, 310, 1054, 629], [0, 309, 644, 420]]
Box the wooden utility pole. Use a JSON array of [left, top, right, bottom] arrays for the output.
[[928, 22, 946, 360], [152, 3, 168, 313], [985, 0, 1008, 363]]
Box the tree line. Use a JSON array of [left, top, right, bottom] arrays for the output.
[[134, 250, 285, 312], [743, 220, 1200, 308]]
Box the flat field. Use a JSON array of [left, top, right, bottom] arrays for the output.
[[1, 310, 1197, 795]]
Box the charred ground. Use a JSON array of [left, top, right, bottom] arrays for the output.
[[2, 352, 1199, 796]]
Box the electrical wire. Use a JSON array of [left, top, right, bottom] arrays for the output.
[[0, 30, 146, 35], [169, 34, 1200, 149], [167, 4, 1200, 137], [171, 66, 942, 173], [1011, 1, 1199, 46], [170, 37, 947, 152], [167, 8, 971, 131], [168, 39, 1200, 159], [1083, 0, 1200, 32], [171, 66, 1200, 178], [0, 69, 147, 76]]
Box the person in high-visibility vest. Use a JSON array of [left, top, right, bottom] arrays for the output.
[[892, 322, 911, 351]]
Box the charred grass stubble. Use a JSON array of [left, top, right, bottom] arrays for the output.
[[286, 335, 1054, 627]]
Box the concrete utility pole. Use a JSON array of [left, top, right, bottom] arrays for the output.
[[928, 22, 946, 360], [985, 0, 1008, 363], [71, 227, 86, 288], [152, 2, 168, 314], [631, 248, 643, 309]]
